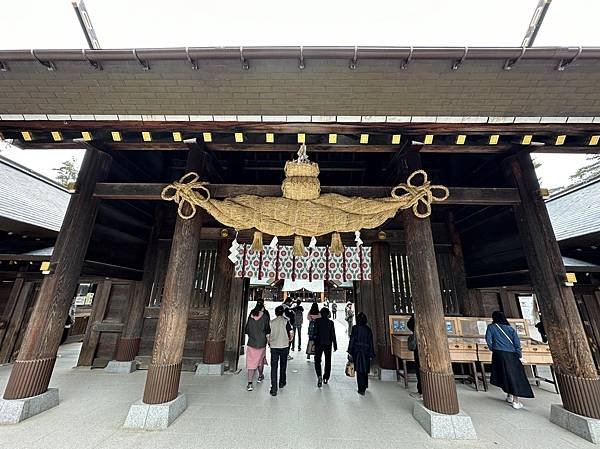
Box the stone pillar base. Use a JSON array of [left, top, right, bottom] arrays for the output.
[[105, 360, 137, 374], [413, 400, 477, 440], [195, 363, 225, 376], [379, 368, 397, 382], [0, 388, 59, 424], [550, 404, 600, 443], [124, 393, 186, 430]]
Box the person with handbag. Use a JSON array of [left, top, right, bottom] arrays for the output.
[[406, 315, 422, 396], [313, 307, 337, 387], [485, 311, 534, 409], [347, 312, 375, 395], [305, 302, 320, 360]]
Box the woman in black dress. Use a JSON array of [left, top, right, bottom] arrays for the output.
[[347, 312, 375, 395], [486, 311, 534, 409]]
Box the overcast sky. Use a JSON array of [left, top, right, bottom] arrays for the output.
[[1, 0, 599, 188]]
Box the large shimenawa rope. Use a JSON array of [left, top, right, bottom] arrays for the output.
[[161, 170, 449, 236]]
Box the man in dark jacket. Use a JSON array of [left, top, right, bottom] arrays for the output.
[[313, 307, 337, 387]]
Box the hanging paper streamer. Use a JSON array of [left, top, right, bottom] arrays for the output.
[[234, 244, 371, 281], [228, 233, 240, 264], [354, 230, 363, 247]]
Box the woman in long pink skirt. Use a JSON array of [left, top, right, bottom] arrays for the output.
[[245, 303, 271, 391]]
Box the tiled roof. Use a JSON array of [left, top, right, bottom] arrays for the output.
[[547, 176, 600, 241], [0, 155, 70, 232]]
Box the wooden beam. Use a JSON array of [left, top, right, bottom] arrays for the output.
[[94, 183, 521, 205], [14, 139, 600, 154], [420, 144, 511, 153], [2, 120, 600, 135]]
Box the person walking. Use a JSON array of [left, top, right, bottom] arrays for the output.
[[486, 311, 534, 409], [331, 301, 338, 319], [291, 300, 304, 351], [345, 302, 355, 337], [282, 298, 296, 360], [406, 315, 422, 397], [268, 305, 294, 396], [245, 303, 271, 391], [348, 312, 375, 395], [306, 302, 320, 360], [313, 307, 337, 387]]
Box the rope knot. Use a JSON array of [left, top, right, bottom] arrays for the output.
[[161, 172, 211, 219], [391, 170, 449, 218]]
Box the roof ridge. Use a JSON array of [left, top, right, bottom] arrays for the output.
[[0, 154, 70, 193], [546, 173, 600, 202]]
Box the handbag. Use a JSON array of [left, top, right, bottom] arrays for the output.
[[495, 324, 524, 364], [306, 340, 316, 355], [345, 361, 355, 377]]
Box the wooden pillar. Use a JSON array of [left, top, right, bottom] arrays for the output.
[[505, 152, 600, 419], [203, 238, 234, 364], [402, 153, 459, 415], [3, 149, 111, 400], [499, 288, 520, 318], [371, 241, 396, 369], [142, 150, 204, 405], [77, 280, 112, 366], [224, 277, 245, 371], [115, 208, 164, 362], [0, 275, 25, 349], [0, 279, 35, 364], [448, 213, 478, 316]]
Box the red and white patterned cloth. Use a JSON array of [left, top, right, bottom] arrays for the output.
[[234, 244, 371, 281]]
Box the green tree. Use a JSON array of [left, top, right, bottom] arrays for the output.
[[569, 155, 600, 184], [53, 156, 79, 188]]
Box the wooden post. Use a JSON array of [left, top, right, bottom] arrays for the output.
[[505, 151, 600, 419], [371, 241, 396, 369], [77, 280, 112, 366], [402, 152, 459, 415], [115, 208, 163, 362], [203, 238, 234, 364], [0, 280, 35, 364], [224, 277, 245, 371], [448, 212, 478, 316], [0, 275, 25, 350], [142, 150, 204, 405], [3, 149, 111, 400], [499, 288, 520, 318]]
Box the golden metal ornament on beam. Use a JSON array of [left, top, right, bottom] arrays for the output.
[[161, 145, 449, 252]]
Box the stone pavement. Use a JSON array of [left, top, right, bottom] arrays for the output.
[[0, 302, 596, 449]]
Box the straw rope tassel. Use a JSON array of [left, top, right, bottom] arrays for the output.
[[293, 235, 306, 257], [330, 232, 344, 256], [251, 231, 264, 252]]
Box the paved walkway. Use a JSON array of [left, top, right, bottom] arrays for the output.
[[0, 303, 596, 448]]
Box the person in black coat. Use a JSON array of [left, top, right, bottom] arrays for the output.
[[313, 307, 337, 387], [347, 312, 375, 395]]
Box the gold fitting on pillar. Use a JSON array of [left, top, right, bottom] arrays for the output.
[[220, 228, 230, 238], [377, 230, 387, 240]]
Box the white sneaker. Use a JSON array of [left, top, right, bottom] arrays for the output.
[[246, 383, 253, 391], [512, 401, 523, 410], [506, 394, 514, 403]]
